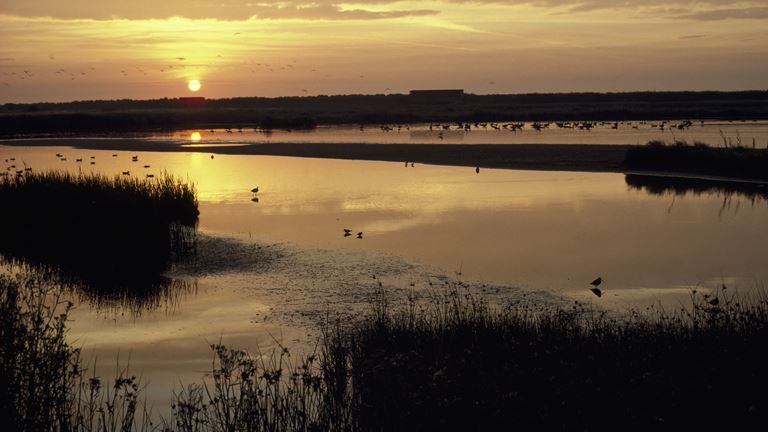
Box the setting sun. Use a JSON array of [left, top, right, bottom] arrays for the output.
[[187, 80, 201, 92]]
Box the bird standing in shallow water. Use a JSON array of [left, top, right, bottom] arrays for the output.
[[590, 277, 603, 297], [357, 232, 363, 239]]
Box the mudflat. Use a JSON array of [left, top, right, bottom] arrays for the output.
[[1, 138, 632, 173]]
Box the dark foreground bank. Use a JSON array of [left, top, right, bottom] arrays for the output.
[[3, 273, 767, 431]]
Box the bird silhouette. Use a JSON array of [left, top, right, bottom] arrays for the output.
[[589, 277, 603, 297], [251, 186, 259, 194], [343, 229, 352, 234], [356, 232, 363, 239], [476, 167, 480, 174]]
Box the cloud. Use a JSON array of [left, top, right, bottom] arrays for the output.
[[0, 1, 439, 21], [2, 1, 766, 22], [673, 6, 768, 21]]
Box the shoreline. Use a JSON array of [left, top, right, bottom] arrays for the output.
[[1, 137, 632, 173], [3, 138, 768, 183]]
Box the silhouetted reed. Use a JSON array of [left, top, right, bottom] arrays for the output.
[[625, 139, 768, 180], [0, 171, 199, 296], [6, 272, 768, 431], [317, 284, 768, 431], [0, 274, 153, 431]]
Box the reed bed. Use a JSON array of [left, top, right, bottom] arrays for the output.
[[0, 170, 198, 294], [624, 139, 768, 180], [328, 285, 768, 430], [4, 272, 768, 431], [0, 274, 154, 432]]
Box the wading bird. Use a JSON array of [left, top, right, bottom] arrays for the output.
[[590, 277, 603, 297]]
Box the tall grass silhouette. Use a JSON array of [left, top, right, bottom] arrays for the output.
[[3, 275, 768, 430], [625, 139, 768, 180], [0, 171, 198, 299]]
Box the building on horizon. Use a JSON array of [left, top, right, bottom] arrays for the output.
[[178, 96, 206, 106]]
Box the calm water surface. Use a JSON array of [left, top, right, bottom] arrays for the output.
[[2, 143, 768, 409]]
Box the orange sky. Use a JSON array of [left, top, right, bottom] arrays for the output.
[[1, 1, 767, 103]]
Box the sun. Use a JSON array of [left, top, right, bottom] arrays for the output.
[[187, 79, 201, 92]]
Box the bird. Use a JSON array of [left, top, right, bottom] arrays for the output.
[[589, 277, 603, 297], [476, 166, 480, 174], [210, 155, 214, 159], [343, 229, 352, 234], [122, 171, 130, 176], [356, 232, 363, 239], [251, 197, 259, 203], [112, 154, 118, 157], [143, 165, 150, 168], [251, 186, 259, 194]]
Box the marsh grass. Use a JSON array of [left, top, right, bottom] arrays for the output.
[[0, 170, 199, 297], [625, 139, 768, 180], [322, 285, 768, 431], [5, 272, 768, 431], [0, 274, 153, 432]]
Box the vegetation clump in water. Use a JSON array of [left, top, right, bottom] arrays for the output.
[[0, 170, 198, 287], [625, 139, 768, 180]]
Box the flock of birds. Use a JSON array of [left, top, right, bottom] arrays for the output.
[[343, 228, 364, 239], [3, 151, 165, 179], [374, 120, 704, 135], [0, 57, 351, 89], [1, 156, 32, 177]]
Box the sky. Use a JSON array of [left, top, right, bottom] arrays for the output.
[[1, 1, 767, 103]]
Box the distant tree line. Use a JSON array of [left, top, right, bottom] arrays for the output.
[[1, 91, 767, 135]]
